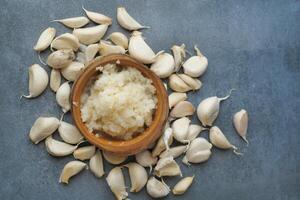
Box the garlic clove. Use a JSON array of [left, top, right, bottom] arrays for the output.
[[103, 151, 127, 165], [76, 52, 86, 64], [170, 101, 195, 118], [59, 161, 86, 184], [50, 69, 61, 92], [163, 127, 173, 151], [171, 44, 186, 72], [99, 41, 126, 56], [33, 27, 56, 51], [172, 176, 194, 195], [183, 45, 208, 77], [146, 177, 170, 198], [89, 149, 105, 178], [51, 33, 80, 51], [106, 167, 128, 200], [47, 49, 75, 69], [107, 32, 128, 49], [183, 149, 212, 165], [53, 17, 89, 28], [159, 145, 187, 159], [233, 109, 249, 144], [186, 124, 208, 141], [45, 136, 77, 157], [169, 74, 192, 92], [154, 156, 182, 177], [61, 62, 84, 81], [177, 73, 202, 90], [73, 145, 95, 161], [124, 162, 148, 192], [150, 53, 175, 78], [58, 121, 83, 144], [171, 117, 191, 143], [168, 92, 187, 109], [152, 127, 174, 157], [85, 43, 99, 63], [117, 7, 149, 31], [73, 25, 108, 45], [83, 7, 112, 25], [135, 150, 157, 170], [79, 43, 87, 52], [29, 117, 60, 144], [56, 82, 71, 113], [23, 64, 48, 98]]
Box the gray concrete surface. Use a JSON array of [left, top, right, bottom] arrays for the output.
[[0, 0, 299, 199]]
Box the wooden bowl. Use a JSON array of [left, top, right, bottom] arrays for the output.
[[71, 54, 169, 156]]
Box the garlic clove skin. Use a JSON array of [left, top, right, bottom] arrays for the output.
[[146, 177, 170, 198], [56, 82, 71, 113], [103, 151, 127, 165], [73, 25, 108, 45], [117, 7, 149, 31], [172, 176, 194, 195], [233, 109, 249, 144], [186, 124, 208, 141], [159, 145, 187, 159], [177, 74, 202, 90], [85, 43, 99, 63], [47, 49, 75, 69], [209, 126, 237, 150], [170, 101, 195, 118], [50, 69, 61, 92], [171, 44, 186, 72], [108, 32, 128, 49], [106, 167, 128, 200], [51, 33, 80, 51], [182, 46, 208, 77], [58, 121, 83, 144], [45, 136, 77, 157], [33, 27, 56, 51], [150, 53, 175, 78], [73, 145, 95, 161], [23, 64, 49, 98], [124, 162, 148, 192], [53, 17, 89, 28], [98, 41, 126, 56], [135, 150, 157, 168], [61, 62, 84, 81], [59, 161, 86, 184], [83, 7, 112, 25], [154, 156, 182, 177], [29, 117, 60, 144], [171, 117, 191, 143], [89, 149, 105, 178], [168, 92, 187, 109], [183, 137, 212, 165], [169, 74, 192, 92]]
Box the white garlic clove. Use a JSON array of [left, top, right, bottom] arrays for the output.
[[23, 64, 48, 98], [159, 145, 187, 159], [124, 162, 148, 192], [106, 167, 128, 200], [61, 62, 84, 81], [58, 121, 83, 144], [177, 74, 202, 90], [152, 128, 173, 157], [85, 43, 99, 63], [172, 176, 194, 195], [183, 45, 208, 77], [154, 156, 182, 177], [29, 117, 60, 144], [50, 69, 61, 92], [59, 161, 86, 184], [171, 117, 191, 143], [168, 92, 187, 109], [150, 53, 175, 78], [170, 101, 195, 118], [73, 145, 95, 161], [33, 27, 56, 51], [47, 49, 75, 69], [76, 52, 87, 64], [73, 25, 108, 45], [45, 136, 77, 157], [128, 31, 163, 64], [117, 7, 149, 31], [56, 82, 71, 113], [169, 74, 192, 92], [79, 43, 87, 52], [99, 41, 126, 56], [233, 109, 249, 144], [107, 32, 128, 49], [51, 33, 80, 51], [103, 151, 127, 165], [53, 17, 89, 28], [186, 124, 208, 141], [83, 7, 112, 25], [146, 177, 170, 198], [171, 44, 186, 72], [163, 127, 173, 151], [89, 149, 105, 178], [135, 150, 157, 169]]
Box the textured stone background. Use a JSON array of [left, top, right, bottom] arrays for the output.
[[0, 0, 299, 199]]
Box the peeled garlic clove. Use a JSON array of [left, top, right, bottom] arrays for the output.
[[51, 33, 80, 51], [76, 52, 86, 64], [147, 177, 170, 198], [177, 74, 202, 90], [183, 45, 208, 77], [85, 43, 99, 62], [154, 156, 182, 177], [73, 145, 95, 160], [168, 92, 187, 109], [99, 41, 126, 56], [47, 49, 75, 69], [45, 136, 77, 157], [170, 101, 195, 118], [61, 62, 84, 81], [103, 151, 127, 165], [124, 162, 148, 192], [171, 117, 190, 143], [58, 121, 83, 144], [73, 25, 108, 45], [56, 82, 71, 113], [186, 124, 208, 141], [135, 150, 157, 168], [59, 161, 86, 184], [108, 32, 128, 49], [233, 109, 249, 144], [172, 176, 194, 195], [106, 167, 128, 200], [169, 74, 192, 92], [160, 145, 187, 159], [89, 150, 105, 178], [152, 128, 174, 157], [50, 69, 61, 92], [117, 7, 149, 31], [129, 31, 163, 64], [83, 7, 112, 25], [33, 27, 56, 51], [54, 17, 89, 28], [29, 117, 60, 144], [150, 53, 175, 78], [171, 44, 186, 72], [23, 64, 48, 98]]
